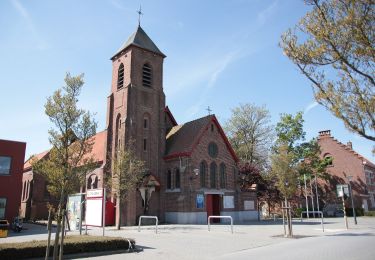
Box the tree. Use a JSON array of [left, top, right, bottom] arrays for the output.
[[271, 112, 305, 211], [32, 73, 97, 260], [109, 142, 146, 230], [280, 0, 375, 145], [238, 163, 282, 217], [224, 103, 274, 170], [274, 111, 305, 151], [270, 145, 300, 200]]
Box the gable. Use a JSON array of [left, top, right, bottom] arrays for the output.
[[164, 115, 238, 162]]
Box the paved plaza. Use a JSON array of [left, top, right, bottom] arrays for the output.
[[2, 217, 375, 259]]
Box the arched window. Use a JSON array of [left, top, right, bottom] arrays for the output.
[[210, 162, 217, 189], [167, 170, 172, 189], [115, 114, 121, 152], [22, 181, 26, 200], [117, 63, 124, 89], [87, 174, 98, 190], [175, 168, 180, 189], [324, 153, 333, 166], [142, 63, 152, 87], [200, 161, 207, 188], [220, 163, 226, 188]]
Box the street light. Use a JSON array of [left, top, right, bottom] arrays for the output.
[[347, 175, 357, 225]]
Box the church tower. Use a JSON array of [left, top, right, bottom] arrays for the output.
[[106, 25, 166, 225]]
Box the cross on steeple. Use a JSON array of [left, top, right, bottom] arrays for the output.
[[137, 5, 143, 27], [206, 106, 212, 115]]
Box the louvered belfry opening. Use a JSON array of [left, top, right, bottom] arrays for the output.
[[142, 63, 152, 87], [117, 63, 124, 89]]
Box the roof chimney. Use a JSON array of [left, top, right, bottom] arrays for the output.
[[319, 130, 331, 137], [347, 141, 353, 149]]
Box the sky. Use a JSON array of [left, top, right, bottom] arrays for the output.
[[0, 0, 374, 163]]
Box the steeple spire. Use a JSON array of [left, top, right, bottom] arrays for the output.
[[137, 5, 143, 27]]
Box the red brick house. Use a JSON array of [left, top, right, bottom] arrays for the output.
[[0, 139, 26, 223], [22, 25, 257, 224], [318, 130, 375, 211]]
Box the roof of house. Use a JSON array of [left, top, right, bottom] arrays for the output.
[[165, 115, 238, 162], [23, 130, 107, 171], [318, 130, 375, 168], [111, 26, 165, 59]]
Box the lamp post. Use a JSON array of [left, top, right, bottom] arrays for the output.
[[347, 176, 357, 225]]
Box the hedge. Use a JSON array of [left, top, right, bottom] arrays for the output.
[[0, 235, 135, 260], [364, 211, 375, 217]]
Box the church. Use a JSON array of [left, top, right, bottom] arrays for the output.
[[21, 25, 258, 225]]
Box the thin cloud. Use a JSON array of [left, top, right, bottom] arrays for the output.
[[11, 0, 48, 50], [304, 101, 319, 114], [257, 0, 278, 25], [109, 0, 132, 11]]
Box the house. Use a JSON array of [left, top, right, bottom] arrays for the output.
[[0, 139, 26, 223], [318, 130, 375, 212], [21, 25, 257, 225]]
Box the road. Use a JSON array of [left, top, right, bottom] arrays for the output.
[[218, 229, 375, 260]]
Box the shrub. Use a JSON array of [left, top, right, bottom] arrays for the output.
[[345, 208, 364, 217], [0, 235, 135, 260], [364, 211, 375, 217]]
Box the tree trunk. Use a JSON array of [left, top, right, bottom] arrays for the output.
[[45, 209, 52, 260], [116, 194, 121, 230], [53, 187, 65, 260], [59, 209, 66, 260]]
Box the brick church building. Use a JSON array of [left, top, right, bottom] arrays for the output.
[[21, 25, 257, 225]]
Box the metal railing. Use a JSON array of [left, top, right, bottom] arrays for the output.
[[300, 211, 324, 232], [138, 216, 158, 234], [207, 215, 233, 234]]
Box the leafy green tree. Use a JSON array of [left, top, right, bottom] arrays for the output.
[[274, 111, 305, 151], [32, 73, 97, 259], [108, 142, 146, 230], [225, 103, 274, 170], [280, 0, 375, 145]]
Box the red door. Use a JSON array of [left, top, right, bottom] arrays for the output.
[[206, 194, 221, 223]]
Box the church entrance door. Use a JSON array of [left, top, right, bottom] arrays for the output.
[[206, 194, 221, 223]]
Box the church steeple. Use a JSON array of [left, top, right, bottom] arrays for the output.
[[111, 26, 165, 60]]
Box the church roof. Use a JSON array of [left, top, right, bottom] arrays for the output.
[[111, 26, 165, 59], [23, 130, 107, 171], [165, 115, 238, 162]]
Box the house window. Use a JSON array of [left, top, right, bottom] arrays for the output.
[[142, 63, 152, 87], [143, 139, 147, 151], [175, 168, 180, 189], [211, 124, 214, 132], [0, 198, 6, 219], [117, 63, 124, 89], [167, 170, 172, 189], [220, 163, 226, 188], [144, 118, 148, 129], [0, 156, 12, 175], [208, 142, 218, 158], [200, 161, 207, 188], [324, 153, 333, 166], [210, 162, 217, 188]]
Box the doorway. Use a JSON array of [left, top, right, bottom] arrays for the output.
[[206, 194, 221, 223]]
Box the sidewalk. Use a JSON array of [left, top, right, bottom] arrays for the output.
[[1, 217, 373, 260]]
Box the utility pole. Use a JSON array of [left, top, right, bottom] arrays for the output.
[[341, 186, 348, 229], [348, 176, 357, 225], [304, 174, 309, 219]]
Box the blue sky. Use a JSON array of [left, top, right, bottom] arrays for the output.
[[1, 0, 374, 162]]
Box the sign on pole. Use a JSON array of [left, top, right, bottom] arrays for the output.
[[85, 189, 104, 227], [336, 184, 349, 198], [67, 194, 83, 231]]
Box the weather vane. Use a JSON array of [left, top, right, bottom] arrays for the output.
[[206, 106, 212, 115], [137, 5, 143, 27]]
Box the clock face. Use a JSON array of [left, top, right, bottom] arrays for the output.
[[208, 142, 218, 158]]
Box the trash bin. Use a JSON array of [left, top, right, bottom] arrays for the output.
[[0, 220, 9, 238]]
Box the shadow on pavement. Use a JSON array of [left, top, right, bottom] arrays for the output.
[[327, 232, 375, 237]]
